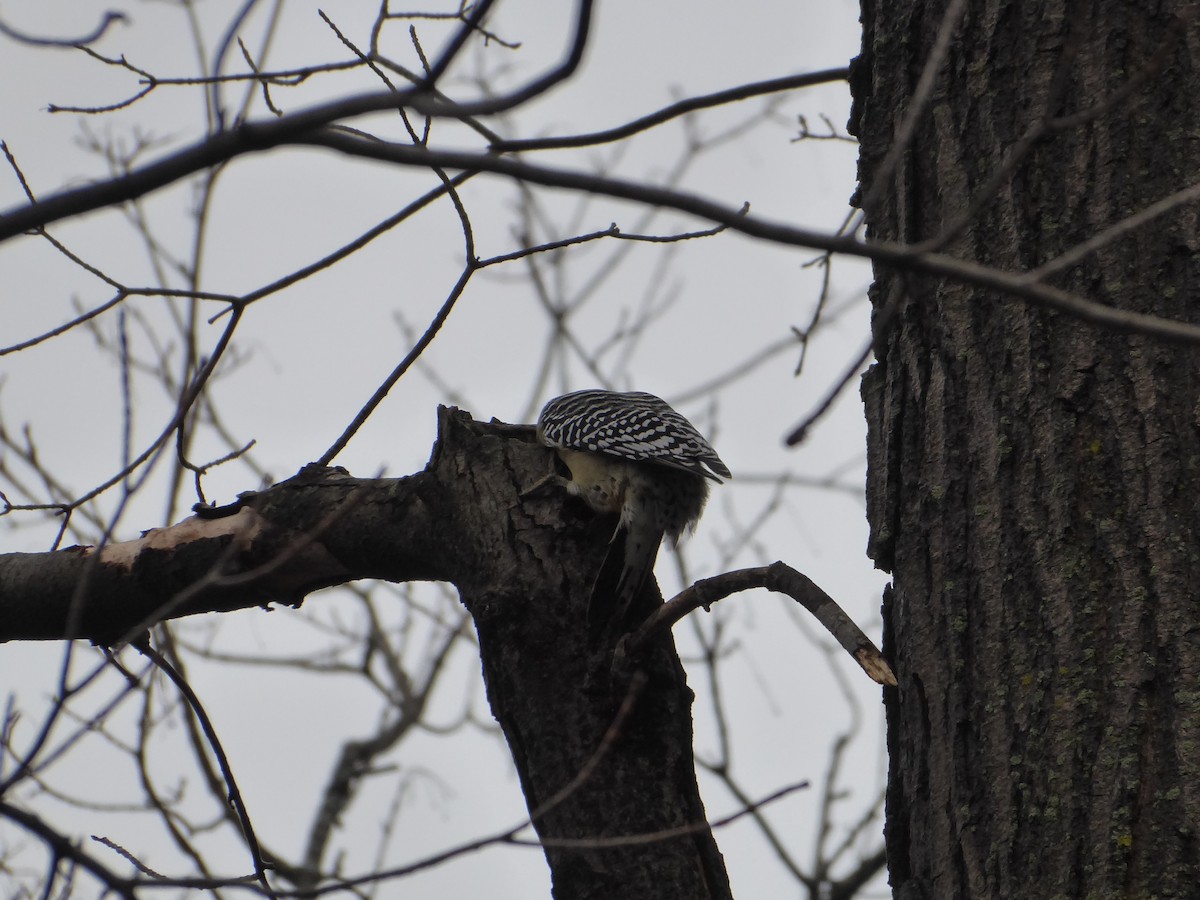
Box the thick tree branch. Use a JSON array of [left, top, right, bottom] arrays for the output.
[[0, 463, 443, 643]]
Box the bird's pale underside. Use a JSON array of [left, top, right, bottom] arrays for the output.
[[536, 390, 730, 638]]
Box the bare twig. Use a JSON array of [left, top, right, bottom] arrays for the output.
[[136, 639, 277, 896], [316, 261, 476, 465], [492, 69, 848, 152], [1031, 181, 1200, 280], [0, 801, 136, 898], [622, 562, 897, 687]]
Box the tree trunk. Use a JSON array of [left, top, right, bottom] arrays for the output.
[[852, 2, 1200, 897], [442, 411, 733, 900]]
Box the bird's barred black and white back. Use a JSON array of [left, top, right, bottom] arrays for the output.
[[536, 390, 731, 482]]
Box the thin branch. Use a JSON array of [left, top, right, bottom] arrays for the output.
[[491, 69, 848, 152], [526, 782, 810, 850], [316, 262, 476, 465], [858, 0, 967, 218], [233, 170, 474, 312], [385, 4, 521, 51], [785, 269, 906, 445], [69, 306, 244, 511], [419, 0, 502, 87], [476, 216, 733, 267], [622, 562, 897, 687], [830, 846, 889, 900], [0, 801, 136, 899], [696, 759, 811, 887], [45, 46, 157, 114], [0, 10, 127, 48], [297, 136, 1200, 347], [1030, 181, 1200, 280], [289, 782, 808, 898], [0, 292, 129, 355], [913, 10, 1186, 257], [137, 640, 276, 896]]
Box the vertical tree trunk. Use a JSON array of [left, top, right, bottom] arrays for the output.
[[851, 2, 1200, 897], [440, 411, 733, 900]]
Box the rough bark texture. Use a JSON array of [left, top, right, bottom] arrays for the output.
[[851, 2, 1200, 897], [0, 408, 730, 899], [439, 409, 732, 900]]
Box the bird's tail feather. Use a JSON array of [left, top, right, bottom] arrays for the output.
[[587, 525, 663, 640]]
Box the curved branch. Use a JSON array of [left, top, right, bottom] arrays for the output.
[[623, 562, 897, 687], [0, 10, 127, 48]]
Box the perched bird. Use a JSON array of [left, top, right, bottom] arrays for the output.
[[535, 389, 730, 637]]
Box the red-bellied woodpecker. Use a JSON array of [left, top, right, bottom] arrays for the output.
[[535, 389, 730, 637]]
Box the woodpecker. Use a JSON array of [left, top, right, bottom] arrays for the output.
[[535, 389, 730, 637]]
